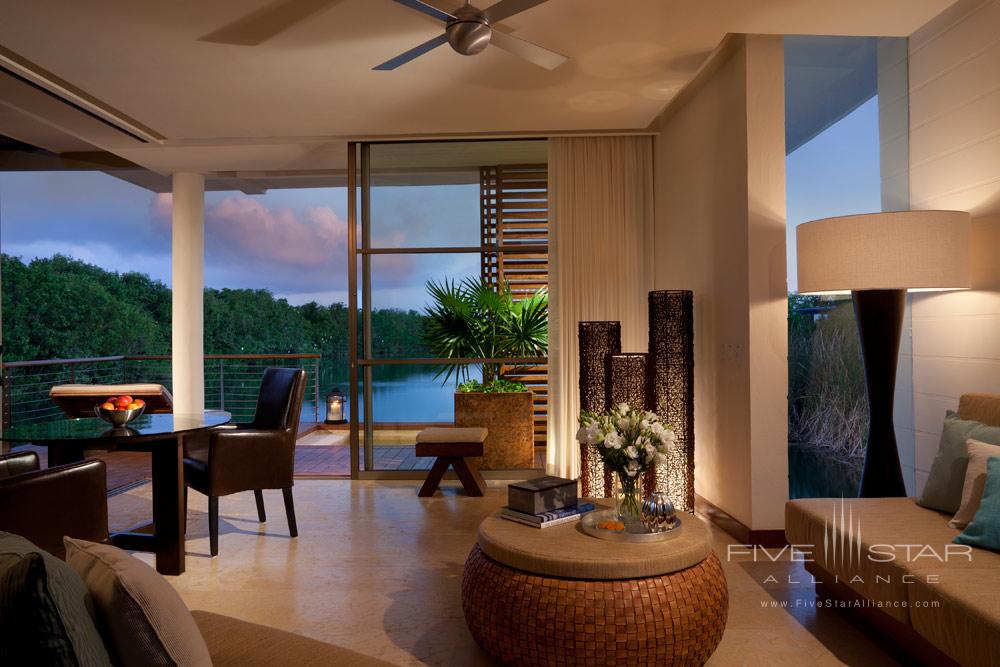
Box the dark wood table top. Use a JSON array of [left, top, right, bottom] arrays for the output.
[[0, 411, 231, 444]]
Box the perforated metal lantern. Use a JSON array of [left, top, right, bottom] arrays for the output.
[[324, 389, 347, 425]]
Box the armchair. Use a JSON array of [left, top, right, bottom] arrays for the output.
[[184, 367, 307, 556], [0, 450, 109, 559]]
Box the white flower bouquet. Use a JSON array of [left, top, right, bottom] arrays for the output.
[[577, 403, 676, 521]]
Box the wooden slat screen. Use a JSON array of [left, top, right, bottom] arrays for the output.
[[481, 164, 549, 447]]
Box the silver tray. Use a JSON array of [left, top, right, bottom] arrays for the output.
[[579, 509, 683, 543]]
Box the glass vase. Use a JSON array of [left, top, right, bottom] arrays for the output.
[[614, 470, 642, 525]]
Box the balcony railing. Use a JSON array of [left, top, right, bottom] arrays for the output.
[[1, 354, 322, 427]]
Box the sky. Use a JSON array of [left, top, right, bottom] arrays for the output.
[[0, 93, 882, 307], [786, 96, 883, 292], [0, 173, 480, 310]]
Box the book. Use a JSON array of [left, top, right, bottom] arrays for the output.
[[500, 512, 584, 529], [507, 476, 578, 515], [500, 503, 596, 529]]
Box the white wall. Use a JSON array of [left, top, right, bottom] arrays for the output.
[[908, 0, 1000, 492], [652, 35, 788, 530]]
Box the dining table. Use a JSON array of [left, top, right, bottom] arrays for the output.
[[0, 410, 231, 575]]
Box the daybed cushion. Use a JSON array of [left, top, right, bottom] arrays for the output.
[[192, 610, 395, 666], [918, 411, 1000, 514], [909, 570, 1000, 667], [64, 537, 211, 667], [788, 497, 1000, 649], [786, 498, 973, 623], [0, 532, 111, 666]]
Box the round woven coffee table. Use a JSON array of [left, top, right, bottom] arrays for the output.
[[462, 509, 728, 667]]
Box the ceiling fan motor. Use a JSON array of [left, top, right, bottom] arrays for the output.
[[446, 6, 492, 56]]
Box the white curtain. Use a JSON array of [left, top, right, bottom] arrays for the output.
[[547, 136, 655, 479]]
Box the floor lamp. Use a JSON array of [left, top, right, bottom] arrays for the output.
[[796, 210, 971, 497]]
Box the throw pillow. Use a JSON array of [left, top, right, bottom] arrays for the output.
[[918, 411, 1000, 513], [0, 532, 111, 666], [949, 439, 1000, 529], [954, 457, 1000, 551], [64, 537, 212, 667]]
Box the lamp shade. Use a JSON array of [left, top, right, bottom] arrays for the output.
[[796, 210, 971, 294]]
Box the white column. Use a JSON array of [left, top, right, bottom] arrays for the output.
[[171, 172, 205, 415]]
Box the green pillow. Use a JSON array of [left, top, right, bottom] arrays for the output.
[[918, 411, 1000, 513], [955, 457, 1000, 552], [0, 532, 111, 666]]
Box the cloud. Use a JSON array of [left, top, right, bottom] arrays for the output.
[[151, 194, 414, 295]]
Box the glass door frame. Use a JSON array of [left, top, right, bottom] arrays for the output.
[[346, 140, 548, 479]]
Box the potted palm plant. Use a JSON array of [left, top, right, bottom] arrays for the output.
[[423, 278, 548, 469]]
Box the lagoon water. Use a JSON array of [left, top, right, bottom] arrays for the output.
[[310, 368, 459, 424]]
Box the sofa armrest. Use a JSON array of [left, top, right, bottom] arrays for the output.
[[0, 459, 109, 558]]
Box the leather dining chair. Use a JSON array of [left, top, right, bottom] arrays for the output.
[[183, 367, 307, 556], [0, 450, 109, 559]]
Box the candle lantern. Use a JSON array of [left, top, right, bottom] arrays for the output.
[[324, 389, 347, 425]]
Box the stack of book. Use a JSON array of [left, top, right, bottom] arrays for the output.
[[501, 476, 595, 528]]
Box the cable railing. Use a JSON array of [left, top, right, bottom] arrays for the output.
[[1, 354, 322, 428]]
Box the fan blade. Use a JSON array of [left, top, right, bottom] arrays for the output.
[[489, 30, 567, 70], [373, 33, 449, 70], [483, 0, 550, 23], [389, 0, 455, 23], [199, 0, 342, 46]]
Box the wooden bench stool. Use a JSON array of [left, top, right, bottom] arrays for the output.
[[415, 427, 488, 497]]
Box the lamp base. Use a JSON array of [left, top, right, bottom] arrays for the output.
[[853, 289, 907, 498]]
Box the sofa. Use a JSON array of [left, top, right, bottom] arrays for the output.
[[786, 393, 1000, 667], [0, 447, 391, 666]]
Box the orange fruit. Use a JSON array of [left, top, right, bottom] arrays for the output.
[[100, 402, 115, 411], [127, 403, 140, 410], [133, 399, 145, 408]]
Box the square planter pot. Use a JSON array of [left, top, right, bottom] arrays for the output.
[[455, 391, 534, 470]]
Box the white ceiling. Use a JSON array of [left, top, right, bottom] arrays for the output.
[[0, 0, 955, 174]]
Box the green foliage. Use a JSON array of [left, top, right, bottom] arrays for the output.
[[422, 278, 548, 385], [788, 295, 868, 463], [457, 378, 529, 393], [0, 254, 429, 374]]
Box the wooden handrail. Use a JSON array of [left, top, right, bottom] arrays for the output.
[[2, 353, 322, 369], [125, 354, 323, 361], [357, 357, 547, 366], [2, 356, 125, 368]]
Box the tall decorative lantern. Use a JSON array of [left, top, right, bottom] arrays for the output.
[[605, 353, 650, 410], [648, 290, 695, 512], [578, 322, 621, 497]]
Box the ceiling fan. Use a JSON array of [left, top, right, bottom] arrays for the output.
[[374, 0, 568, 71]]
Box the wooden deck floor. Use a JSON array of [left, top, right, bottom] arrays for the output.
[[13, 428, 542, 490]]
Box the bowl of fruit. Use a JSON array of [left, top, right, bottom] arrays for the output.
[[94, 395, 146, 426]]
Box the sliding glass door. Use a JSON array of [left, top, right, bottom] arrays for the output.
[[347, 139, 549, 478]]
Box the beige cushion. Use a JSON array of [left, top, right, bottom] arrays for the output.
[[949, 438, 1000, 529], [64, 538, 211, 667], [909, 569, 1000, 667], [192, 610, 394, 666], [477, 508, 711, 579], [415, 427, 487, 444], [785, 497, 965, 623]]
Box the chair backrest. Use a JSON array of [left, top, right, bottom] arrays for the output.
[[0, 451, 39, 479], [252, 367, 307, 431]]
